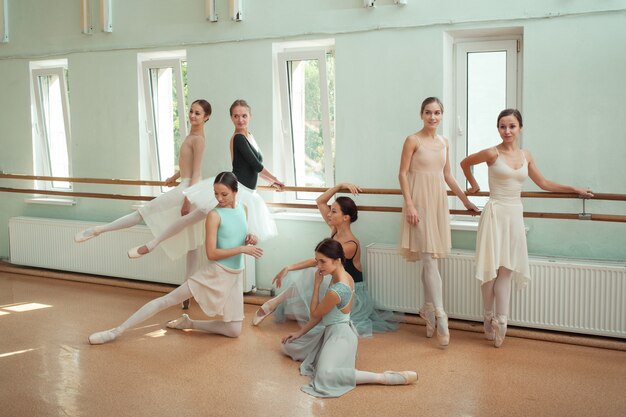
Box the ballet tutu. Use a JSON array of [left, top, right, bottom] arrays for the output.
[[237, 183, 278, 242], [183, 179, 277, 242], [138, 178, 205, 260], [273, 267, 399, 337], [187, 260, 244, 322], [183, 177, 218, 213]]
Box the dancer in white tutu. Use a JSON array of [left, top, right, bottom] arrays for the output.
[[252, 183, 399, 337], [281, 238, 417, 398], [75, 99, 212, 261], [88, 172, 263, 345], [227, 99, 284, 241], [461, 109, 592, 347], [398, 97, 478, 346]]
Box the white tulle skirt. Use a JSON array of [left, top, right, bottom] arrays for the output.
[[184, 178, 277, 242]]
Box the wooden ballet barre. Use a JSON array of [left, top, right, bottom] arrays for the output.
[[0, 187, 153, 201], [0, 173, 165, 187], [2, 174, 624, 202]]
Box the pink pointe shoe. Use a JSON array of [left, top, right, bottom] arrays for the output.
[[252, 303, 275, 326], [435, 312, 450, 346], [128, 245, 150, 259], [384, 371, 418, 385], [88, 328, 118, 345], [75, 227, 100, 243], [492, 316, 507, 348], [484, 312, 495, 341]]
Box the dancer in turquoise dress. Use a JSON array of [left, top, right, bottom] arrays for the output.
[[252, 183, 399, 337], [461, 109, 592, 347], [88, 172, 263, 345], [281, 239, 417, 398]]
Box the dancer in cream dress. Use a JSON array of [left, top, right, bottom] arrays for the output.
[[461, 109, 592, 347], [88, 173, 263, 345], [398, 97, 478, 345], [281, 239, 417, 398]]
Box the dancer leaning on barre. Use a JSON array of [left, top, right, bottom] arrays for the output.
[[281, 238, 417, 398], [460, 109, 593, 348], [75, 98, 212, 262], [398, 97, 479, 346], [145, 98, 285, 254], [88, 172, 263, 345], [252, 183, 399, 336]]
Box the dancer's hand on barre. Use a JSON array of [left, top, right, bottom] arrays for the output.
[[241, 245, 263, 259], [575, 187, 594, 198], [466, 185, 480, 195], [463, 200, 480, 214], [245, 233, 258, 246], [271, 179, 285, 191], [339, 182, 362, 195], [164, 174, 179, 187]]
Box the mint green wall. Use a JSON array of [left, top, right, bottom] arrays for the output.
[[1, 2, 625, 288]]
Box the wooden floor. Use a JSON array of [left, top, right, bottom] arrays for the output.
[[1, 269, 625, 417]]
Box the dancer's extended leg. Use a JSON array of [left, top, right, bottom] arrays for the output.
[[420, 254, 448, 345], [355, 370, 418, 385], [76, 212, 143, 243], [88, 282, 192, 345], [252, 286, 295, 326], [167, 316, 242, 338], [481, 278, 496, 340], [181, 248, 200, 310], [128, 208, 207, 257], [492, 267, 512, 347]]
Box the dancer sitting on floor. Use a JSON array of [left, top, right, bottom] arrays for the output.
[[281, 238, 417, 398], [88, 172, 263, 345], [252, 183, 399, 337]]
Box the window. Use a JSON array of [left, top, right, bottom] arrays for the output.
[[138, 52, 188, 192], [454, 38, 521, 206], [276, 43, 335, 201], [30, 60, 72, 190]]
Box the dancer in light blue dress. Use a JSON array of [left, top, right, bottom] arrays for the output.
[[252, 183, 399, 337], [281, 239, 417, 398]]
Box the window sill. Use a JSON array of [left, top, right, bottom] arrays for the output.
[[24, 197, 76, 206], [272, 209, 324, 223]]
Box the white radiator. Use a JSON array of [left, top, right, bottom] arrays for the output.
[[8, 216, 255, 291], [366, 243, 626, 338]]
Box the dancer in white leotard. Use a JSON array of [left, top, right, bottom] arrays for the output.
[[461, 109, 593, 347]]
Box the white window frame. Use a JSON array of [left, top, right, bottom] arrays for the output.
[[275, 46, 335, 203], [138, 53, 187, 194], [452, 37, 522, 208], [30, 62, 72, 191]]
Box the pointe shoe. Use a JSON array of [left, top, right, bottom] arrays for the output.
[[88, 329, 118, 345], [384, 371, 418, 385], [75, 228, 99, 243], [492, 316, 507, 348], [127, 245, 149, 259], [419, 303, 436, 338], [484, 313, 495, 341], [167, 314, 193, 330], [436, 312, 450, 346], [252, 303, 274, 326]]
